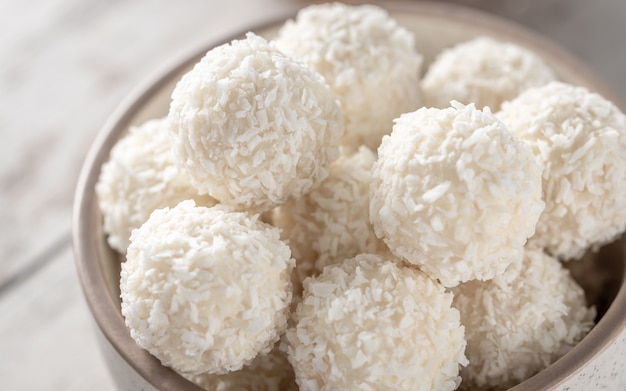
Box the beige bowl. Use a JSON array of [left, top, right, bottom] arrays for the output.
[[73, 2, 626, 390]]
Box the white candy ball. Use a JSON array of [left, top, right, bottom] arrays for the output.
[[95, 118, 216, 253], [286, 254, 467, 391], [273, 146, 387, 295], [452, 248, 596, 390], [421, 36, 556, 111], [182, 344, 298, 391], [168, 32, 343, 212], [370, 102, 544, 287], [497, 81, 626, 260], [274, 3, 423, 151], [120, 200, 294, 375]]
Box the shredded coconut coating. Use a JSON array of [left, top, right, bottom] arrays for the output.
[[274, 3, 423, 151], [452, 248, 596, 390], [497, 81, 626, 260], [168, 32, 343, 212], [370, 102, 544, 287], [273, 146, 387, 295], [120, 200, 295, 375], [182, 344, 298, 391], [286, 254, 467, 391], [95, 118, 217, 253], [421, 36, 556, 111], [271, 204, 317, 298]]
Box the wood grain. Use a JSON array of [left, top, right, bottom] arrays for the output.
[[0, 247, 116, 390]]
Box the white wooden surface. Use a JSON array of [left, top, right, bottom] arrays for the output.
[[1, 0, 625, 389]]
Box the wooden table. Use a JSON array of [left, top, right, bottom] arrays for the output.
[[2, 0, 625, 389]]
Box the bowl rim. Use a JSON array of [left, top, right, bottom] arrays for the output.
[[72, 1, 626, 390]]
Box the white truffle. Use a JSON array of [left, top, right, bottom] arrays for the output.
[[452, 248, 596, 390], [95, 118, 217, 253], [421, 36, 556, 111], [286, 254, 467, 391], [182, 344, 298, 391], [168, 32, 343, 212], [370, 102, 544, 287], [274, 3, 423, 151], [273, 146, 387, 295], [120, 200, 294, 375], [497, 81, 626, 260]]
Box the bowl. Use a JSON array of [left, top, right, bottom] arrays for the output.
[[73, 1, 626, 390]]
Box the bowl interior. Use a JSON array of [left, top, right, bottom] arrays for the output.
[[73, 2, 626, 390]]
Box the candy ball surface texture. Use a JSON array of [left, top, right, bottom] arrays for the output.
[[120, 200, 295, 375], [273, 146, 387, 294], [421, 36, 556, 111], [497, 81, 626, 260], [95, 118, 217, 253], [452, 248, 596, 390], [183, 345, 298, 391], [370, 102, 544, 287], [286, 254, 467, 391], [168, 32, 343, 212], [274, 3, 423, 151]]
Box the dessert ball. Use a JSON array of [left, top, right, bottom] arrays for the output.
[[286, 254, 467, 391], [120, 200, 295, 375], [273, 146, 387, 295], [497, 81, 626, 260], [183, 344, 298, 391], [168, 32, 343, 212], [452, 248, 596, 390], [95, 118, 217, 253], [274, 3, 423, 151], [370, 102, 544, 287], [421, 36, 556, 111]]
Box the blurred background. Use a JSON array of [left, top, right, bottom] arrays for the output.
[[1, 0, 624, 389]]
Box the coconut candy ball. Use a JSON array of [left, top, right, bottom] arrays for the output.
[[421, 36, 556, 111], [182, 344, 298, 391], [452, 248, 596, 390], [497, 81, 626, 260], [95, 118, 217, 254], [274, 2, 423, 151], [120, 200, 295, 375], [286, 254, 467, 391], [370, 102, 544, 287], [168, 32, 343, 212], [272, 146, 387, 296]]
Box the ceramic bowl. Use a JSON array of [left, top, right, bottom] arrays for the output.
[[73, 2, 626, 390]]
